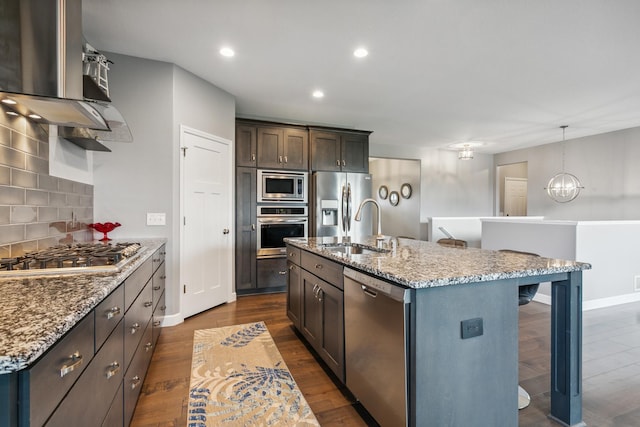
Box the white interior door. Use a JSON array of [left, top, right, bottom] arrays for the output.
[[504, 177, 528, 216], [180, 126, 232, 318]]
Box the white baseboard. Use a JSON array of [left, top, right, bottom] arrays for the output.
[[161, 312, 184, 327], [228, 291, 237, 303], [532, 292, 640, 311]]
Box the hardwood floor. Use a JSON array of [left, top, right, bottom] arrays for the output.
[[131, 294, 640, 427]]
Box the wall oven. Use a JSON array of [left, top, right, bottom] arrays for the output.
[[257, 205, 308, 258], [257, 170, 308, 203]]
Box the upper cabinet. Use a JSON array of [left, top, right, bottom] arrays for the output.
[[236, 120, 370, 172], [236, 121, 308, 170], [310, 129, 370, 173]]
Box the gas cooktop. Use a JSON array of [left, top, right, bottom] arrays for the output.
[[0, 242, 142, 276]]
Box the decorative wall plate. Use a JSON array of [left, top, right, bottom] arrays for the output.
[[378, 185, 389, 199], [400, 183, 412, 199], [389, 191, 400, 206]]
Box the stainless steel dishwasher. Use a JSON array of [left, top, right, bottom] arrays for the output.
[[344, 267, 411, 427]]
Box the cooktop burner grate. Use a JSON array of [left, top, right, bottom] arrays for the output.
[[0, 242, 142, 275]]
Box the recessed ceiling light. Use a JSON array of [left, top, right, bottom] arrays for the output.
[[1, 98, 17, 105], [27, 113, 41, 120], [219, 47, 235, 57], [312, 90, 324, 99], [6, 111, 19, 116], [354, 48, 368, 58]]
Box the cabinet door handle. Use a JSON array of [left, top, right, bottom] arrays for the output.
[[251, 153, 256, 161], [336, 159, 341, 166], [130, 375, 141, 390], [106, 361, 121, 379], [289, 265, 295, 271], [223, 228, 230, 234], [342, 160, 346, 166], [153, 320, 162, 327], [60, 352, 83, 378], [106, 306, 121, 320], [289, 252, 296, 257], [161, 305, 167, 311], [153, 285, 161, 291], [160, 275, 166, 280], [318, 289, 324, 302], [314, 263, 323, 270], [251, 224, 256, 231], [284, 155, 288, 163], [144, 301, 153, 308], [145, 342, 153, 352], [130, 323, 140, 334], [160, 251, 166, 256]]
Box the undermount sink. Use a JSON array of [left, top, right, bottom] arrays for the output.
[[321, 242, 390, 255]]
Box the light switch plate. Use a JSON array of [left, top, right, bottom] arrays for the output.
[[147, 212, 166, 226]]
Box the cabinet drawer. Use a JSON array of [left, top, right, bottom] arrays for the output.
[[20, 313, 94, 427], [124, 321, 153, 426], [45, 319, 124, 427], [125, 258, 152, 310], [152, 262, 166, 310], [301, 251, 344, 289], [124, 281, 153, 367], [152, 290, 166, 346], [101, 383, 123, 427], [256, 258, 288, 288], [95, 284, 125, 351], [152, 245, 166, 273], [285, 245, 301, 265]]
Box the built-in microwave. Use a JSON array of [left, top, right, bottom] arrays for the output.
[[257, 170, 308, 203]]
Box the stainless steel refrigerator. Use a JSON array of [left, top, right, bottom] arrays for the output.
[[311, 172, 373, 240]]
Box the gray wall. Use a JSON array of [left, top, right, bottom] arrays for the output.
[[495, 127, 640, 220], [93, 53, 235, 320], [369, 144, 495, 220], [0, 111, 93, 258]]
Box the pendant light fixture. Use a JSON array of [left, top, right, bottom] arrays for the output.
[[458, 144, 474, 160], [545, 125, 584, 203]]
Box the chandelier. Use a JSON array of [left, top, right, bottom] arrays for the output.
[[545, 125, 584, 203], [458, 144, 474, 160]]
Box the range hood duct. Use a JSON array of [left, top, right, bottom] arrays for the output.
[[0, 0, 132, 150]]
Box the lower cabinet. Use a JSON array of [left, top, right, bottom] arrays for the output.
[[256, 257, 288, 290], [286, 244, 345, 383], [124, 321, 153, 426]]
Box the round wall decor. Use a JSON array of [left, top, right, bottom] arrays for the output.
[[389, 191, 400, 206], [378, 185, 389, 199], [400, 183, 412, 199]]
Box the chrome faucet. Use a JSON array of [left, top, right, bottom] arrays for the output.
[[354, 198, 385, 246]]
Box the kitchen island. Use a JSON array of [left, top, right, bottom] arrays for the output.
[[285, 236, 591, 427], [0, 239, 167, 427]]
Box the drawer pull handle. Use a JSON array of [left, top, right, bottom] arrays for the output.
[[153, 320, 161, 327], [144, 301, 153, 308], [161, 305, 167, 311], [160, 275, 166, 280], [153, 285, 161, 291], [130, 323, 140, 334], [106, 361, 121, 379], [60, 352, 83, 378], [153, 258, 161, 263], [160, 251, 166, 256], [130, 375, 141, 390], [314, 264, 323, 269], [289, 252, 295, 257], [278, 270, 287, 275], [106, 306, 121, 319], [289, 265, 295, 271], [145, 342, 153, 352]]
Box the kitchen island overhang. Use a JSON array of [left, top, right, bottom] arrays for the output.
[[285, 236, 590, 427]]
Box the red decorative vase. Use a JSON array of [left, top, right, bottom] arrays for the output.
[[88, 222, 121, 241]]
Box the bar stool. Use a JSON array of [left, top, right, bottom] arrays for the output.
[[499, 249, 540, 410], [436, 238, 467, 248]]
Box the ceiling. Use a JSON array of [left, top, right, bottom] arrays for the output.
[[82, 0, 640, 154]]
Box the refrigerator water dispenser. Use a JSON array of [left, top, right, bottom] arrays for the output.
[[321, 199, 339, 226]]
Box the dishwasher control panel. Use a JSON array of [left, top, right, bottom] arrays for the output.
[[344, 267, 410, 303]]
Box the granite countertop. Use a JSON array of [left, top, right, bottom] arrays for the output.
[[0, 239, 166, 374], [285, 236, 591, 289]]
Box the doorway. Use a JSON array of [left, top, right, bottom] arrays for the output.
[[180, 125, 233, 319], [496, 162, 528, 216]]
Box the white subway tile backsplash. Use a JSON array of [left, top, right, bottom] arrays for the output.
[[0, 145, 26, 169], [0, 126, 10, 147], [0, 206, 9, 224], [25, 155, 47, 174], [38, 174, 58, 191], [26, 189, 49, 206], [26, 222, 49, 240], [11, 206, 37, 223], [12, 169, 38, 188], [37, 207, 57, 222], [11, 133, 39, 155], [0, 166, 9, 185], [0, 186, 25, 205], [49, 192, 66, 207], [58, 179, 74, 193], [0, 224, 25, 245]]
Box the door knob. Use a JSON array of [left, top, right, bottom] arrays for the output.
[[223, 228, 230, 234]]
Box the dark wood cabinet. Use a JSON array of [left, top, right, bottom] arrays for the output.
[[236, 125, 257, 167], [256, 257, 288, 290], [235, 167, 257, 291], [310, 129, 370, 172], [256, 126, 308, 170], [286, 264, 302, 329], [300, 269, 345, 382]]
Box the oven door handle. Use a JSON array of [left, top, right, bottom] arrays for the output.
[[258, 218, 308, 223]]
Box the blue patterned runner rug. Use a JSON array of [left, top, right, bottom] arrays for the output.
[[187, 321, 320, 426]]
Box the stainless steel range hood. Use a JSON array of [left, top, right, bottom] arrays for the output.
[[0, 0, 132, 151]]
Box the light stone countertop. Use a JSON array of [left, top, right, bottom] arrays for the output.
[[285, 236, 591, 289], [0, 239, 166, 374]]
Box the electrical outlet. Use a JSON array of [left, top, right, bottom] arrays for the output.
[[461, 318, 483, 339], [146, 212, 166, 226], [635, 276, 640, 292]]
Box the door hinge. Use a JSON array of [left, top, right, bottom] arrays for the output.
[[183, 217, 186, 226], [181, 147, 188, 157], [183, 284, 186, 294]]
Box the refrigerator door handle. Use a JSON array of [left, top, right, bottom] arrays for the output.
[[341, 184, 348, 234], [346, 183, 352, 232]]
